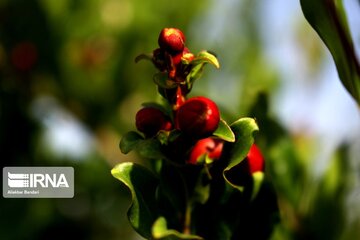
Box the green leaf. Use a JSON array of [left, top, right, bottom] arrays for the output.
[[168, 129, 182, 143], [120, 131, 166, 159], [186, 51, 220, 87], [158, 163, 187, 214], [192, 166, 211, 204], [213, 119, 235, 142], [120, 131, 144, 154], [157, 130, 171, 145], [186, 62, 204, 86], [154, 72, 178, 89], [300, 0, 360, 104], [136, 138, 166, 159], [191, 51, 220, 69], [152, 217, 203, 240], [111, 163, 159, 239], [251, 171, 264, 201], [135, 53, 153, 63], [222, 118, 259, 191]]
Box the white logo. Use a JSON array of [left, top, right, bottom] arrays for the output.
[[8, 172, 69, 188], [3, 167, 74, 198], [8, 173, 30, 188]]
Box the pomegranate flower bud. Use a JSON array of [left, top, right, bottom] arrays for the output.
[[244, 144, 265, 200], [187, 137, 223, 165], [176, 96, 220, 138], [225, 143, 265, 199], [246, 144, 265, 174]]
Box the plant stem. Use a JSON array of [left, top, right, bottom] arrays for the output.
[[183, 201, 192, 234], [203, 163, 212, 180], [177, 167, 193, 235]]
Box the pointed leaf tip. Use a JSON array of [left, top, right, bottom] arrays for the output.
[[213, 119, 235, 142], [135, 53, 153, 63], [194, 51, 220, 69]]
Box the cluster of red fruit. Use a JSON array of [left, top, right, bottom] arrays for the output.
[[153, 28, 194, 81], [135, 28, 264, 174], [136, 95, 221, 164]]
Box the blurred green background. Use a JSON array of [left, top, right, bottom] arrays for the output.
[[1, 0, 359, 239]]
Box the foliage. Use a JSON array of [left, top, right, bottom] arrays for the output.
[[1, 0, 359, 239], [300, 0, 360, 105], [112, 28, 278, 239]]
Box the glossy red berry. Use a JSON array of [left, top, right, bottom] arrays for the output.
[[187, 137, 223, 165], [158, 28, 185, 54], [176, 96, 220, 138], [135, 107, 172, 137]]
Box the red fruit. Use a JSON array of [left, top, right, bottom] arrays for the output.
[[135, 107, 172, 137], [176, 96, 220, 138], [244, 144, 265, 174], [187, 137, 223, 165], [158, 28, 185, 54]]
